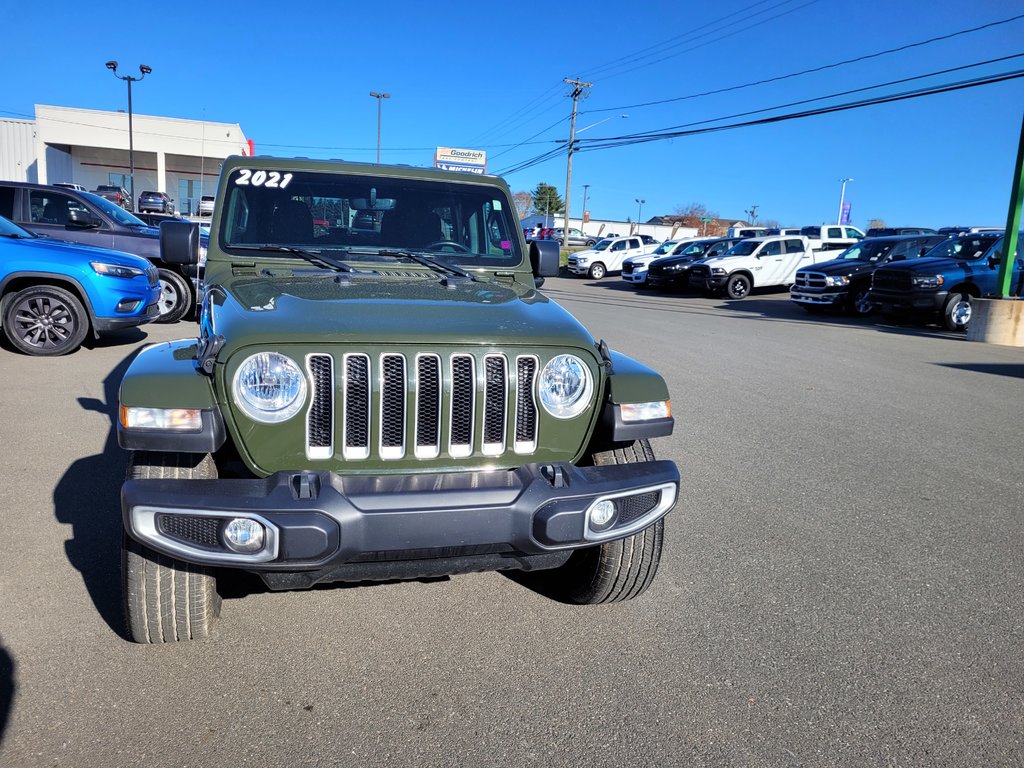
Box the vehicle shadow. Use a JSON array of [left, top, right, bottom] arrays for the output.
[[52, 349, 141, 641], [0, 641, 13, 748], [81, 327, 149, 351], [713, 295, 968, 339], [936, 362, 1024, 379]]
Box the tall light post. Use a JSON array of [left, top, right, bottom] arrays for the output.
[[635, 198, 646, 230], [105, 61, 151, 209], [837, 177, 854, 224], [581, 183, 591, 234], [370, 92, 390, 164]]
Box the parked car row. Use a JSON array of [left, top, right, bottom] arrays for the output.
[[54, 183, 191, 215], [0, 181, 210, 355], [571, 228, 1022, 333]]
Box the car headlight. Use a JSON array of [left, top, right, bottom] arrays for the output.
[[825, 275, 850, 287], [233, 352, 307, 423], [538, 354, 594, 419], [575, 257, 589, 264], [91, 261, 145, 279], [710, 267, 727, 275], [911, 275, 944, 288]]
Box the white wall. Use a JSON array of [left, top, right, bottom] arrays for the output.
[[0, 119, 37, 182]]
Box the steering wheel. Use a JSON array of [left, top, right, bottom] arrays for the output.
[[424, 240, 470, 253]]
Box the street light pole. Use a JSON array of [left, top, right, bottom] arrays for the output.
[[370, 92, 390, 164], [105, 61, 151, 210], [635, 198, 645, 231], [837, 177, 854, 224]]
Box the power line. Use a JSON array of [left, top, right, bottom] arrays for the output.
[[496, 66, 1024, 175], [579, 68, 1024, 152], [585, 52, 1024, 142], [585, 12, 1024, 114], [579, 0, 807, 81]]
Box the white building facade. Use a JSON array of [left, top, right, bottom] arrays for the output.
[[0, 105, 250, 215]]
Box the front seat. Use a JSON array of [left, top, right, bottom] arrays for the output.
[[380, 206, 443, 248], [270, 200, 313, 243], [41, 201, 68, 225]]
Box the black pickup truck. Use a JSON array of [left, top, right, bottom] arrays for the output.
[[790, 234, 944, 315], [868, 231, 1023, 330]]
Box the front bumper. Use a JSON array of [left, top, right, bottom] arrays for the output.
[[622, 270, 648, 284], [868, 290, 947, 314], [692, 274, 727, 290], [567, 263, 589, 275], [94, 301, 160, 332], [122, 460, 679, 585], [789, 287, 848, 306]]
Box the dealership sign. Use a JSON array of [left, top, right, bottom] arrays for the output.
[[435, 147, 486, 175]]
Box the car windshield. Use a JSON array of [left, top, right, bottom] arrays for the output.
[[724, 241, 760, 256], [0, 215, 35, 238], [922, 233, 1002, 261], [835, 240, 895, 262], [221, 169, 524, 268], [592, 239, 612, 251], [82, 192, 149, 227], [651, 241, 677, 255]]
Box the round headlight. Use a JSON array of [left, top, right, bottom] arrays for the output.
[[233, 352, 307, 423], [538, 354, 593, 419]]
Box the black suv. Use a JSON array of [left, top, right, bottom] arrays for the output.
[[138, 190, 175, 214], [94, 185, 132, 211], [0, 181, 203, 323]]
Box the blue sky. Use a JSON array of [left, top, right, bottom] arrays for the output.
[[2, 0, 1023, 228]]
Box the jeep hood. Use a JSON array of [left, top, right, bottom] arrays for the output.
[[208, 275, 598, 350]]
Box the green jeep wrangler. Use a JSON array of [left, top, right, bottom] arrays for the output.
[[117, 157, 679, 643]]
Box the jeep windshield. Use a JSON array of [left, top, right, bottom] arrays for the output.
[[220, 169, 524, 269]]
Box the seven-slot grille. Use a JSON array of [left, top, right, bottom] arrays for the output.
[[793, 271, 827, 289], [306, 352, 542, 461], [871, 269, 912, 292]]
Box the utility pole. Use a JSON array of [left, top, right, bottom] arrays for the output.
[[563, 77, 592, 244], [745, 205, 759, 224]]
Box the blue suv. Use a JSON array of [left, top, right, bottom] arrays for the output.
[[0, 215, 159, 356]]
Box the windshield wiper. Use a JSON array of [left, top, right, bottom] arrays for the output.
[[230, 244, 355, 273], [376, 249, 473, 279]]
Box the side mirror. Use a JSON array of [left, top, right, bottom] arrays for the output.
[[67, 209, 101, 229], [988, 252, 1001, 269], [160, 220, 200, 265], [529, 239, 560, 282]]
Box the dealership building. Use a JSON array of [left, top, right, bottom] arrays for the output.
[[0, 104, 250, 215]]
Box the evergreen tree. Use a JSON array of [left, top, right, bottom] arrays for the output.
[[530, 183, 564, 219]]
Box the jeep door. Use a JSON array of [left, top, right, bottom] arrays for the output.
[[25, 189, 116, 249]]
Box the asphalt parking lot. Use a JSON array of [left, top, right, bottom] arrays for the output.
[[1, 276, 1022, 767]]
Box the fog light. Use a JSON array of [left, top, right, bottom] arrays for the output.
[[222, 518, 265, 553], [116, 299, 141, 313], [588, 499, 618, 532]]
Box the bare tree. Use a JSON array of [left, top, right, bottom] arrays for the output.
[[512, 191, 532, 221], [673, 202, 718, 230], [759, 218, 781, 229]]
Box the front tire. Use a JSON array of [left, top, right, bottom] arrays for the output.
[[943, 292, 971, 331], [588, 262, 607, 280], [154, 268, 191, 324], [2, 285, 89, 356], [726, 273, 751, 299], [122, 452, 221, 643], [533, 440, 665, 604], [848, 286, 874, 316]]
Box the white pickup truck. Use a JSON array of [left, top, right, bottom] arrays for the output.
[[688, 235, 834, 299], [566, 235, 658, 279], [798, 225, 865, 253]]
